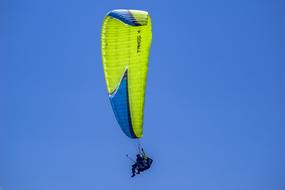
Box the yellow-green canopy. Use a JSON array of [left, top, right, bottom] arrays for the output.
[[101, 10, 152, 138]]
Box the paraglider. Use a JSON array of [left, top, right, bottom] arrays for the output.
[[130, 148, 153, 177], [101, 9, 153, 177]]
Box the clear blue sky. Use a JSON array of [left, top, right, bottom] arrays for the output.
[[1, 0, 285, 189]]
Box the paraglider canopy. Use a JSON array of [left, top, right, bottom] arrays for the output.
[[101, 9, 152, 139]]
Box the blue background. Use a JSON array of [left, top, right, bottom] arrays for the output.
[[1, 0, 285, 189]]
